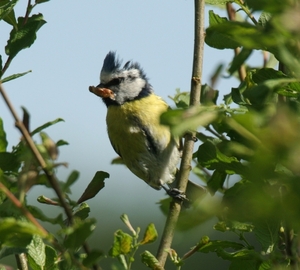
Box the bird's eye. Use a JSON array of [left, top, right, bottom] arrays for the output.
[[106, 78, 122, 87]]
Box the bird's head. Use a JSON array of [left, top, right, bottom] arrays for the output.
[[89, 51, 153, 106]]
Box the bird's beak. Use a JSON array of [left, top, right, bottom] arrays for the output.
[[89, 86, 115, 100]]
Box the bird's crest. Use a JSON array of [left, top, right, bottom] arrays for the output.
[[101, 51, 147, 80]]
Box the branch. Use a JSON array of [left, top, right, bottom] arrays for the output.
[[156, 0, 205, 266], [0, 83, 74, 223]]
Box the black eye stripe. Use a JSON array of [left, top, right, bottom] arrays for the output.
[[105, 77, 123, 87]]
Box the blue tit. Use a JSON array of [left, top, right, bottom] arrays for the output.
[[89, 51, 181, 192]]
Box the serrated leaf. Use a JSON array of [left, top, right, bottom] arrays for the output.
[[109, 230, 133, 257], [0, 218, 44, 248], [31, 118, 64, 136], [27, 235, 46, 270], [82, 249, 104, 267], [5, 13, 46, 59], [63, 219, 96, 250], [140, 223, 158, 245], [0, 119, 7, 152], [1, 70, 32, 83], [141, 250, 164, 270], [77, 171, 108, 204]]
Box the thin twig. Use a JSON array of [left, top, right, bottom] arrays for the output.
[[0, 83, 74, 223], [0, 182, 48, 237], [156, 0, 205, 266], [226, 3, 246, 82]]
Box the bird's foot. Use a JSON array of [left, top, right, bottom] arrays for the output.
[[162, 186, 189, 203]]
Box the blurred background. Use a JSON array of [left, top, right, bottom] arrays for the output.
[[0, 1, 262, 269]]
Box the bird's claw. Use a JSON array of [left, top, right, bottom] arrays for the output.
[[162, 186, 189, 202]]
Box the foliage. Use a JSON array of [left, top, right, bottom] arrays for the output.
[[1, 0, 300, 269]]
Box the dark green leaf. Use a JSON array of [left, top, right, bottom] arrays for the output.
[[62, 170, 79, 193], [0, 246, 27, 259], [228, 48, 252, 75], [207, 170, 227, 195], [35, 0, 50, 3], [44, 245, 59, 270], [229, 259, 262, 270], [0, 152, 20, 172], [63, 219, 96, 250], [0, 0, 18, 26], [205, 0, 233, 4], [82, 249, 104, 267], [28, 205, 64, 226], [253, 219, 280, 254], [77, 171, 108, 204], [31, 118, 64, 136], [73, 203, 90, 221], [206, 11, 240, 49], [245, 0, 289, 13], [0, 119, 7, 152], [1, 70, 32, 83], [5, 13, 46, 59], [198, 240, 245, 253], [56, 139, 69, 147], [140, 223, 158, 245]]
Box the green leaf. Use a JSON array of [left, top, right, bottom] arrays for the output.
[[31, 118, 64, 136], [245, 0, 289, 13], [82, 249, 104, 267], [207, 170, 227, 195], [0, 218, 44, 248], [0, 0, 18, 27], [140, 223, 158, 245], [197, 141, 245, 174], [73, 203, 90, 221], [77, 171, 108, 204], [109, 230, 133, 257], [201, 84, 219, 105], [206, 12, 278, 50], [0, 246, 28, 259], [253, 219, 280, 254], [229, 259, 262, 270], [27, 235, 46, 270], [0, 119, 7, 152], [44, 245, 59, 270], [56, 139, 69, 147], [1, 70, 32, 83], [198, 240, 245, 253], [28, 205, 64, 226], [63, 219, 96, 250], [141, 250, 164, 270], [62, 170, 79, 193], [169, 89, 190, 109], [228, 48, 252, 75], [0, 152, 20, 172], [5, 13, 46, 59], [206, 11, 241, 49], [160, 106, 218, 137]]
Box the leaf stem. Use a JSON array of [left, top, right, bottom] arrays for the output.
[[156, 0, 205, 266]]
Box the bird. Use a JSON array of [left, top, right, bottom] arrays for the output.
[[89, 51, 205, 201]]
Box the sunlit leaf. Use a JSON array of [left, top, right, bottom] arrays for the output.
[[109, 230, 133, 257], [140, 223, 158, 245], [141, 251, 164, 270], [0, 0, 17, 26], [27, 235, 46, 270], [5, 14, 46, 59]]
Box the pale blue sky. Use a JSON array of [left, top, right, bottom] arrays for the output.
[[0, 1, 262, 268]]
